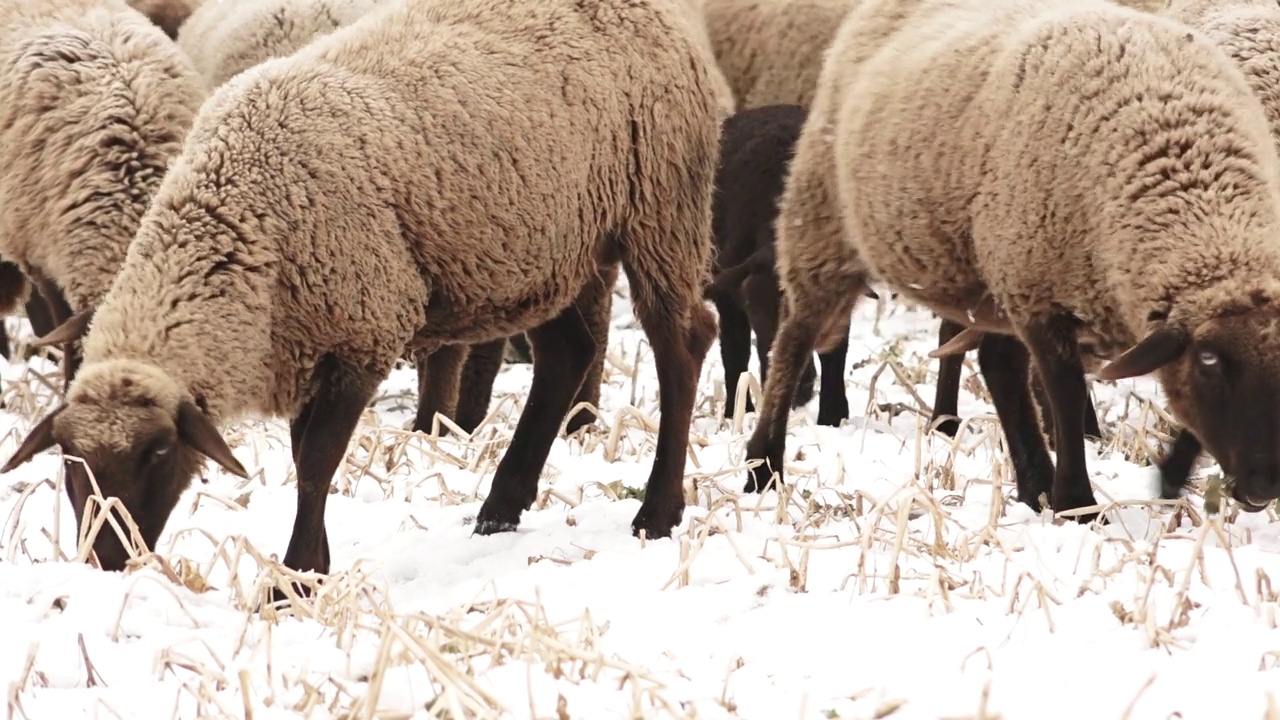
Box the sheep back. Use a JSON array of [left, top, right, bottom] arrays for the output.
[[705, 0, 858, 109]]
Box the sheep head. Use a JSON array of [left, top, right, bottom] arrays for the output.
[[0, 361, 248, 571], [1097, 310, 1280, 511]]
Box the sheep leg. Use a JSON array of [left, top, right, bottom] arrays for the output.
[[627, 296, 716, 540], [1030, 365, 1103, 447], [742, 271, 817, 410], [1021, 316, 1101, 521], [279, 357, 382, 591], [815, 322, 850, 427], [1157, 429, 1202, 500], [32, 278, 79, 391], [411, 344, 468, 435], [715, 296, 754, 418], [565, 267, 616, 434], [930, 319, 964, 437], [454, 338, 507, 434], [977, 333, 1056, 510], [473, 294, 598, 535]]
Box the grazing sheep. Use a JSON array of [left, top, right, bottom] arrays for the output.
[[935, 0, 1280, 495], [0, 0, 205, 385], [125, 0, 202, 39], [746, 0, 1280, 519], [1, 0, 721, 579], [704, 104, 849, 424], [704, 0, 857, 109]]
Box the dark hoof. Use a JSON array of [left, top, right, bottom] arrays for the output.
[[1053, 490, 1102, 525], [816, 396, 849, 427], [931, 417, 960, 438], [743, 460, 780, 494], [631, 501, 684, 539], [723, 397, 755, 419], [473, 518, 519, 535], [564, 408, 597, 435]]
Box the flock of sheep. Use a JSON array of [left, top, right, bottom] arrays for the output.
[[0, 0, 1278, 600]]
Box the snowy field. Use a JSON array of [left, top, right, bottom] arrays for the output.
[[1, 280, 1279, 720]]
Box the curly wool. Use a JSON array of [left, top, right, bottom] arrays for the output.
[[177, 0, 389, 89], [76, 0, 720, 433], [0, 0, 204, 314], [705, 0, 857, 109]]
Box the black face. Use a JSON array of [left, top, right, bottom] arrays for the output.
[[1160, 316, 1280, 511], [58, 427, 197, 571]]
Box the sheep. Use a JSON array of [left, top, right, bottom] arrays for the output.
[[174, 0, 614, 439], [934, 0, 1280, 494], [671, 0, 737, 118], [0, 0, 205, 386], [703, 103, 850, 424], [125, 0, 202, 39], [1, 0, 721, 581], [744, 0, 1280, 519], [704, 0, 857, 110]]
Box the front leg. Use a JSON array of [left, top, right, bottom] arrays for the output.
[[1021, 315, 1100, 521], [814, 319, 850, 427], [411, 344, 469, 434], [474, 286, 599, 534], [281, 355, 383, 584], [977, 333, 1055, 510], [930, 319, 964, 437]]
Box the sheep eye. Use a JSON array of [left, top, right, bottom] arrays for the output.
[[153, 446, 171, 458], [1198, 350, 1220, 367]]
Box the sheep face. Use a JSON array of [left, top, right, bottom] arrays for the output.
[[52, 402, 205, 571], [0, 363, 248, 571], [1100, 311, 1280, 511]]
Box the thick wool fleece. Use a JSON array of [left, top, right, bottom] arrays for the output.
[[177, 0, 389, 90], [1159, 0, 1280, 147], [77, 0, 720, 438], [781, 0, 1280, 364], [125, 0, 202, 39], [0, 0, 204, 314], [705, 0, 858, 109], [670, 0, 737, 117]]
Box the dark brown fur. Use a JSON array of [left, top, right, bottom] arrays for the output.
[[704, 105, 848, 424]]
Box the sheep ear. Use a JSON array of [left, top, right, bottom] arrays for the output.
[[176, 400, 250, 479], [1095, 326, 1189, 381], [929, 327, 984, 358], [1, 406, 66, 473], [31, 308, 95, 348]]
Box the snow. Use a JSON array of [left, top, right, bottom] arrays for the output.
[[1, 282, 1278, 720]]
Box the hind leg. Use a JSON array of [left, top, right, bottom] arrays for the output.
[[454, 338, 508, 434], [623, 270, 716, 539], [565, 266, 618, 434], [411, 344, 468, 434], [930, 319, 964, 437], [715, 296, 753, 418], [742, 271, 817, 409], [815, 320, 850, 427], [473, 281, 600, 534], [743, 272, 863, 493]]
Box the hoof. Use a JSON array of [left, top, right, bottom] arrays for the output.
[[631, 502, 683, 539], [931, 417, 960, 438], [473, 518, 519, 535], [743, 463, 779, 494], [816, 398, 850, 427]]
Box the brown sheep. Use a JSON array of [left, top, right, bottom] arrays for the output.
[[1, 0, 721, 586], [0, 0, 204, 386], [746, 0, 1280, 519], [704, 104, 849, 425]]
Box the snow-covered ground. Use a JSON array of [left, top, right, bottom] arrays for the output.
[[1, 282, 1278, 720]]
